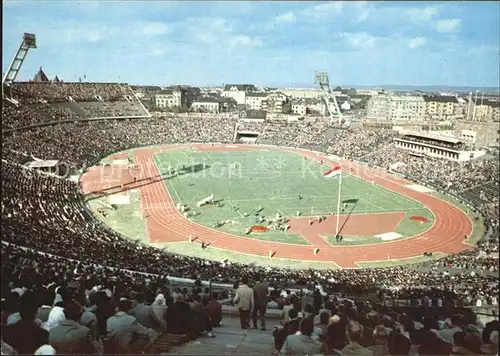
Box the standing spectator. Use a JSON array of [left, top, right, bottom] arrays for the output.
[[48, 301, 96, 354], [252, 274, 268, 331], [205, 292, 222, 328], [233, 276, 254, 329], [2, 291, 49, 355]]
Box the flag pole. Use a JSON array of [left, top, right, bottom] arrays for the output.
[[335, 169, 342, 237]]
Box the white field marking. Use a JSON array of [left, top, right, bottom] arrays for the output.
[[273, 207, 426, 216], [375, 232, 403, 241], [406, 184, 435, 193], [227, 200, 245, 218], [359, 196, 387, 212], [367, 176, 424, 208], [157, 159, 183, 205], [231, 195, 359, 202]]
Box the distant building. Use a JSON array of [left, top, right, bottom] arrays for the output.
[[291, 98, 326, 116], [245, 92, 268, 110], [262, 92, 289, 114], [423, 95, 461, 120], [466, 99, 500, 122], [155, 88, 184, 108], [191, 97, 221, 113], [367, 95, 425, 121], [280, 88, 323, 99], [222, 84, 257, 105], [455, 120, 499, 147]]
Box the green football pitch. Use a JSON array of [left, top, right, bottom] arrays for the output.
[[152, 148, 433, 245]]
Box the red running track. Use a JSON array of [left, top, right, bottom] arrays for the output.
[[83, 144, 474, 268]]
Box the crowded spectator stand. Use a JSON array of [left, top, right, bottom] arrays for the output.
[[1, 82, 498, 355]]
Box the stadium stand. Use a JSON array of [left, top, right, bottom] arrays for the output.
[[1, 83, 498, 355]]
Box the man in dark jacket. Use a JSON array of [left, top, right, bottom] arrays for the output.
[[165, 294, 195, 337], [252, 275, 269, 331], [2, 291, 49, 354]]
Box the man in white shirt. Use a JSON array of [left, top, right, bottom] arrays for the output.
[[233, 276, 254, 329], [44, 294, 65, 331]]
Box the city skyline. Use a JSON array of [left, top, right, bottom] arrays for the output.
[[2, 1, 499, 87]]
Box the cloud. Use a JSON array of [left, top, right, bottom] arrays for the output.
[[230, 35, 263, 47], [405, 6, 440, 23], [342, 32, 377, 49], [303, 1, 344, 20], [436, 18, 461, 33], [355, 9, 370, 23], [184, 17, 233, 44], [138, 22, 172, 37], [276, 12, 296, 23], [408, 37, 427, 49]]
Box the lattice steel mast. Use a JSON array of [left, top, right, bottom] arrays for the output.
[[314, 71, 342, 126]]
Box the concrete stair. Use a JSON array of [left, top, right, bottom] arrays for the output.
[[165, 315, 276, 355]]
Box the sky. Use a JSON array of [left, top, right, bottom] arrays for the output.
[[2, 1, 499, 88]]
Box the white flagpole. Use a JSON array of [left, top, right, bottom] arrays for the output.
[[335, 170, 342, 236]]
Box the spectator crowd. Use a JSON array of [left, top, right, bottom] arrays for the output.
[[1, 83, 498, 354]]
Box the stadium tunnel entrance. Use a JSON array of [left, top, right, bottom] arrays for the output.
[[236, 131, 259, 143]]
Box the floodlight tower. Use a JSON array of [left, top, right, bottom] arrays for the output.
[[2, 33, 38, 97], [314, 71, 342, 126]]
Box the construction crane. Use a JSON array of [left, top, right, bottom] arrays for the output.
[[314, 71, 343, 126], [2, 33, 37, 98]]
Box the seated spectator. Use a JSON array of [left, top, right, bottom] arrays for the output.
[[387, 324, 412, 355], [280, 317, 321, 355], [150, 293, 168, 330], [165, 293, 195, 336], [1, 340, 17, 355], [440, 314, 465, 345], [106, 299, 158, 353], [129, 292, 160, 330], [273, 308, 302, 352], [418, 317, 452, 355], [312, 311, 330, 342], [48, 301, 96, 354], [341, 320, 373, 356], [34, 345, 56, 355], [44, 293, 66, 331], [324, 315, 349, 353], [2, 291, 49, 354]]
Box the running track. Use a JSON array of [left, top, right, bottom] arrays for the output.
[[83, 144, 474, 268]]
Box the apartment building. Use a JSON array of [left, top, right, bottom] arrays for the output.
[[221, 84, 257, 105], [423, 95, 461, 120], [466, 100, 500, 122], [291, 98, 326, 116], [367, 95, 425, 121], [262, 92, 290, 114], [280, 88, 323, 99], [245, 92, 268, 110], [155, 88, 184, 108], [191, 97, 221, 113]]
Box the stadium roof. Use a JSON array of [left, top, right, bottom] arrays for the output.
[[33, 66, 50, 83], [403, 131, 461, 144], [27, 160, 59, 168]]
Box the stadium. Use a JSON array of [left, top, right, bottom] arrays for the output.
[[2, 29, 499, 355]]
